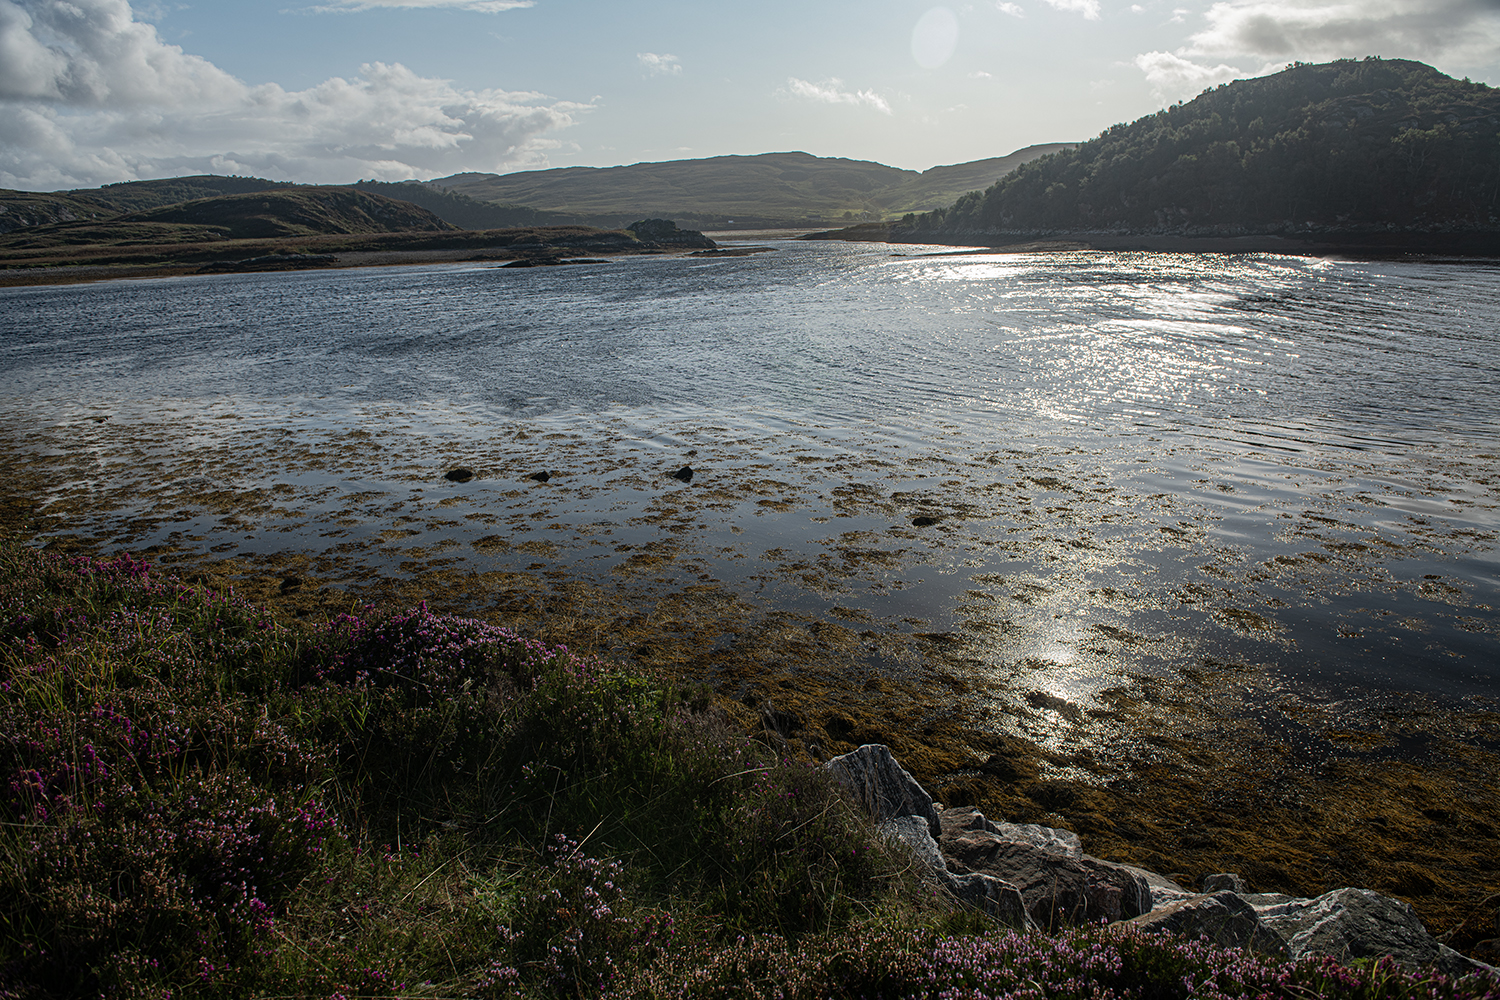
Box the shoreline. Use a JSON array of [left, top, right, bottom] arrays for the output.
[[798, 224, 1500, 258], [0, 226, 724, 288], [1, 403, 1496, 939]]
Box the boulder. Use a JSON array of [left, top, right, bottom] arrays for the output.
[[880, 815, 1029, 928], [1248, 887, 1495, 980], [826, 744, 940, 837], [941, 832, 1152, 927], [1121, 864, 1194, 908], [940, 805, 1082, 858], [1128, 891, 1287, 957], [1202, 873, 1247, 893]]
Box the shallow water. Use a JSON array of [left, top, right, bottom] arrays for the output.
[[2, 241, 1498, 722]]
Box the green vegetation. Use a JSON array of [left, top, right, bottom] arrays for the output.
[[0, 190, 118, 235], [0, 145, 1069, 242], [122, 188, 456, 239], [3, 538, 1496, 998], [82, 176, 293, 215], [0, 188, 453, 250], [427, 146, 1071, 227], [352, 180, 579, 230], [904, 58, 1499, 237]]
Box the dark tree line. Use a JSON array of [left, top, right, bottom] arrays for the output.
[[906, 58, 1500, 236]]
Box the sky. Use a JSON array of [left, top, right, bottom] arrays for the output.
[[3, 0, 1500, 191]]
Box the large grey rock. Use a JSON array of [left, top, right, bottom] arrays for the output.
[[1129, 891, 1287, 957], [880, 815, 947, 873], [826, 744, 940, 837], [880, 815, 1031, 928], [947, 870, 1031, 927], [1121, 864, 1195, 909], [1251, 887, 1495, 980], [942, 832, 1152, 927], [940, 805, 1082, 858]]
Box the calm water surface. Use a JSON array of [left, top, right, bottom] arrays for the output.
[[3, 240, 1498, 717]]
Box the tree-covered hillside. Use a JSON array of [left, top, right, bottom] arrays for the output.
[[908, 58, 1499, 237]]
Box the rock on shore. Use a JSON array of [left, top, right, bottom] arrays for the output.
[[827, 743, 1498, 981]]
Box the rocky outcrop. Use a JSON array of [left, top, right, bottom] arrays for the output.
[[1129, 891, 1286, 957], [940, 821, 1152, 928], [940, 805, 1082, 857], [1248, 888, 1488, 980], [825, 744, 940, 837], [625, 218, 716, 249], [879, 815, 1029, 927], [826, 744, 1499, 982]]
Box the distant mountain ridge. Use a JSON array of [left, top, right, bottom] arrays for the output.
[[426, 146, 1073, 227], [0, 146, 1071, 237], [896, 58, 1499, 241]]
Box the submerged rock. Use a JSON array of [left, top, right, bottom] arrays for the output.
[[671, 465, 694, 482], [445, 468, 475, 483], [529, 470, 551, 483]]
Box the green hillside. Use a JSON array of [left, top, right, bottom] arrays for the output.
[[0, 190, 117, 234], [428, 146, 1071, 224], [127, 188, 455, 238], [3, 188, 456, 249], [83, 175, 293, 214], [351, 180, 577, 229], [905, 58, 1500, 238]]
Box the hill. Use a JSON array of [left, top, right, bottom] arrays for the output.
[[899, 58, 1499, 240], [0, 146, 1071, 239], [351, 180, 578, 229], [3, 188, 456, 249], [82, 175, 293, 214], [124, 188, 456, 239], [427, 146, 1071, 227], [0, 189, 117, 234]]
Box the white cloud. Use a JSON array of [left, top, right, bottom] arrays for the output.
[[308, 0, 534, 12], [1133, 50, 1245, 98], [1184, 0, 1500, 64], [636, 52, 682, 76], [1043, 0, 1101, 20], [783, 77, 892, 114], [1132, 0, 1500, 104], [0, 0, 582, 189], [970, 69, 994, 77], [995, 1, 1024, 16]]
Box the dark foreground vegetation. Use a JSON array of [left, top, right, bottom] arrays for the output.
[[2, 538, 1495, 998], [896, 58, 1499, 240]]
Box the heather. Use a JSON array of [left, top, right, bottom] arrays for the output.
[[0, 539, 1494, 999]]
